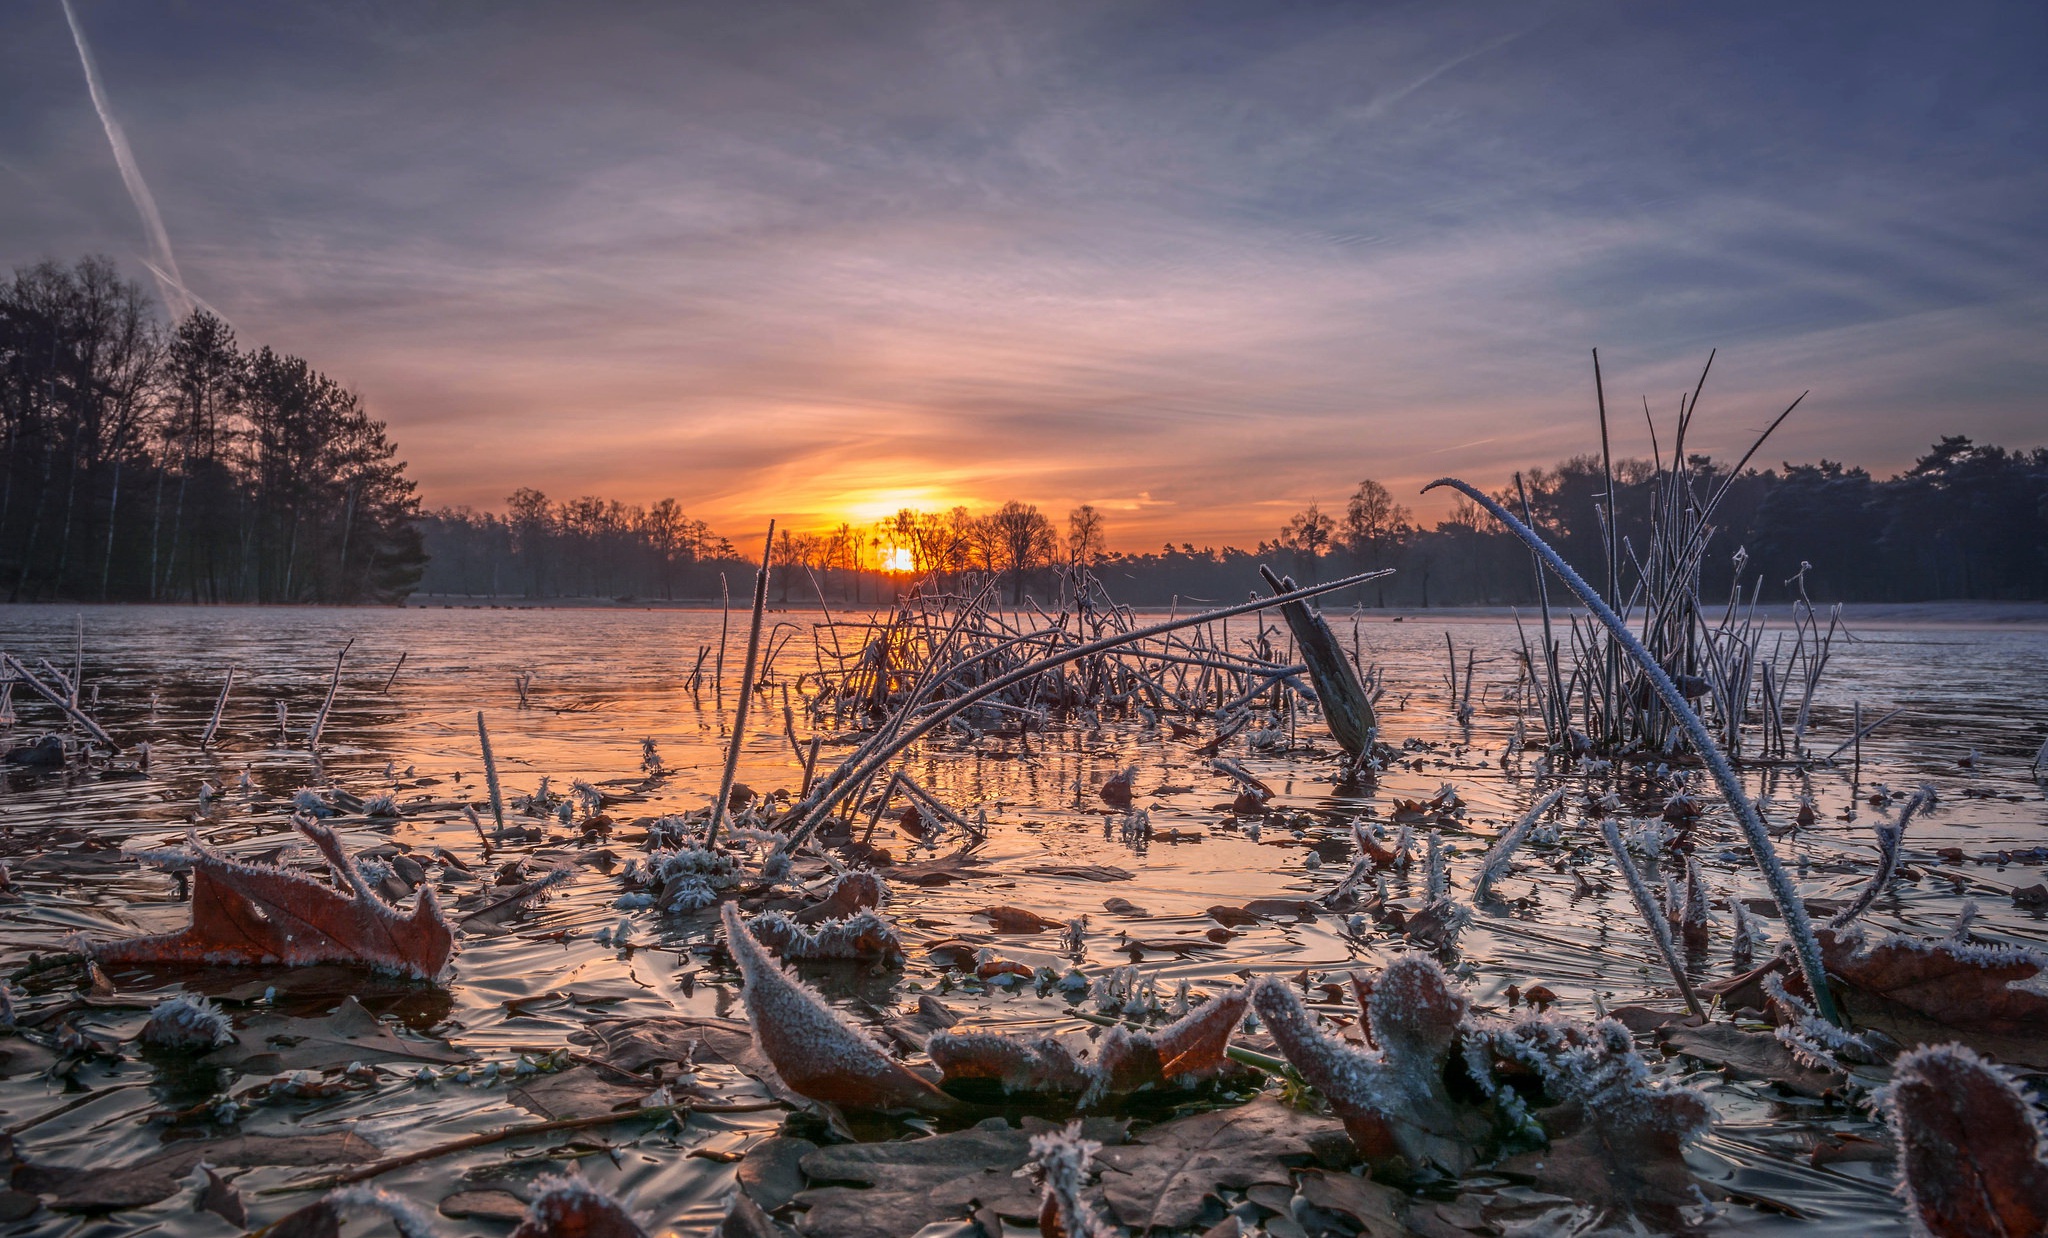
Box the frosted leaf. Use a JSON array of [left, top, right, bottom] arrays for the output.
[[321, 1186, 437, 1238], [508, 1172, 648, 1238], [1879, 1043, 2048, 1238], [1252, 959, 1489, 1174], [745, 908, 903, 963], [720, 901, 948, 1112]]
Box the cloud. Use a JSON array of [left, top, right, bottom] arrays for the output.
[[2, 0, 2042, 546]]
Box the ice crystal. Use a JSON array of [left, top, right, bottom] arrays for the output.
[[139, 994, 234, 1050], [1021, 1121, 1116, 1238]]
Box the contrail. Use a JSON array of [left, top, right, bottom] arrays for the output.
[[60, 0, 194, 320]]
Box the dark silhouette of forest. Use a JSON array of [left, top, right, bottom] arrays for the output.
[[1, 257, 422, 603], [417, 440, 2048, 608]]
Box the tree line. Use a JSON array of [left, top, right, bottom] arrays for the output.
[[417, 437, 2047, 608], [0, 256, 423, 603]]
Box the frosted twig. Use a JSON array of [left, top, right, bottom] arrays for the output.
[[1829, 783, 1931, 930], [1475, 786, 1567, 902], [200, 667, 235, 749], [708, 523, 774, 849], [476, 711, 506, 832], [1600, 817, 1705, 1021]]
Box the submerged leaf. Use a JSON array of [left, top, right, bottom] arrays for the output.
[[95, 819, 455, 980]]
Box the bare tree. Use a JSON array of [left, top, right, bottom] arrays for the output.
[[1068, 503, 1107, 565], [1279, 501, 1336, 581]]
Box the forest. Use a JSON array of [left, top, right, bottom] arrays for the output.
[[417, 442, 2048, 608], [0, 257, 423, 604]]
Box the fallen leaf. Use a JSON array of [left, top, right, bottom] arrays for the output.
[[509, 1065, 652, 1120], [1206, 905, 1260, 928], [982, 906, 1059, 934], [1100, 767, 1137, 808], [1094, 1097, 1349, 1232], [1478, 1016, 1712, 1227], [888, 848, 989, 886], [736, 1136, 817, 1212], [1027, 865, 1136, 883], [94, 819, 455, 979], [440, 1190, 529, 1221], [1791, 928, 2048, 1067], [509, 1173, 647, 1238], [1660, 1024, 1845, 1097], [1291, 1169, 1411, 1238], [1881, 1043, 2048, 1238], [792, 871, 887, 925], [205, 996, 472, 1073], [1253, 957, 1493, 1175], [722, 901, 951, 1112], [13, 1132, 378, 1212], [195, 1165, 246, 1228], [793, 1117, 1123, 1238]]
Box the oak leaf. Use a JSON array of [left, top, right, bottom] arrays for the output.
[[95, 818, 454, 980]]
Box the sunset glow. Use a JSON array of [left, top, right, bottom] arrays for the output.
[[881, 547, 916, 574]]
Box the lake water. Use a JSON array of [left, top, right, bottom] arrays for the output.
[[1, 603, 2044, 1236]]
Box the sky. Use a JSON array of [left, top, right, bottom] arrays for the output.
[[3, 1, 2043, 550]]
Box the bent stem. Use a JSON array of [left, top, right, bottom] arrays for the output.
[[1425, 476, 1843, 1027]]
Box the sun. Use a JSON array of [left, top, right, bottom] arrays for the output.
[[882, 547, 916, 573]]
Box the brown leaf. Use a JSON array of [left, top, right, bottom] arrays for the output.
[[792, 1117, 1119, 1238], [94, 819, 455, 979], [1094, 1097, 1349, 1232], [1099, 767, 1136, 808], [721, 902, 951, 1112], [1881, 1043, 2048, 1238], [1206, 905, 1260, 928], [508, 1065, 652, 1120], [1793, 928, 2048, 1067], [791, 871, 886, 925], [887, 847, 988, 886], [1660, 1023, 1844, 1097], [982, 906, 1058, 933], [509, 1173, 648, 1238], [195, 1165, 245, 1228], [440, 1190, 530, 1221], [204, 996, 473, 1073], [14, 1132, 378, 1212]]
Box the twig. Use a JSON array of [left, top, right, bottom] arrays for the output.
[[707, 522, 774, 848], [306, 639, 353, 751], [382, 651, 408, 694], [200, 668, 236, 749], [0, 653, 119, 749]]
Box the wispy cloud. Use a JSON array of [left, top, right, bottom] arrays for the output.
[[58, 0, 193, 320]]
